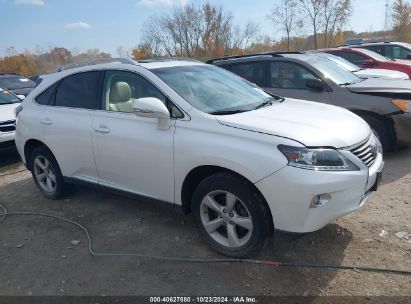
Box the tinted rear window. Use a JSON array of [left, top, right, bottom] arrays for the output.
[[231, 62, 267, 87], [35, 83, 58, 105], [55, 71, 100, 109], [0, 77, 36, 90]]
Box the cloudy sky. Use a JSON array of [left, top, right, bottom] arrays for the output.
[[0, 0, 388, 56]]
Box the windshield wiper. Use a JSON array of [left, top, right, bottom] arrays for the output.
[[210, 109, 249, 115], [254, 99, 273, 110]]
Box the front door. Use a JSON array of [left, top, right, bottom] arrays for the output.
[[265, 61, 332, 104], [92, 70, 175, 203]]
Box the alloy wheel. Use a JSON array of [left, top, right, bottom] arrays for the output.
[[33, 156, 57, 193], [200, 190, 253, 248]]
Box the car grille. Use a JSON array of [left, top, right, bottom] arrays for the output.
[[349, 136, 378, 168], [0, 120, 16, 133]]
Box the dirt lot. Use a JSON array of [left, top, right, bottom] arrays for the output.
[[0, 147, 410, 297]]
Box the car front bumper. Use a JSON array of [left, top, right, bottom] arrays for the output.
[[255, 152, 384, 233], [392, 112, 411, 147]]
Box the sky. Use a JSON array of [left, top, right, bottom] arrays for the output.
[[0, 0, 388, 57]]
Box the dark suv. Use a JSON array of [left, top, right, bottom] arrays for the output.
[[208, 52, 411, 150], [350, 42, 411, 61], [0, 74, 37, 97]]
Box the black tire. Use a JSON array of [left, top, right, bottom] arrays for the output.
[[192, 173, 271, 258], [361, 115, 392, 151], [29, 146, 67, 200]]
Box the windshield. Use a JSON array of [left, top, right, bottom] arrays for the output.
[[308, 57, 361, 85], [312, 52, 360, 72], [0, 76, 36, 90], [358, 49, 390, 61], [0, 88, 21, 104], [152, 65, 277, 114]]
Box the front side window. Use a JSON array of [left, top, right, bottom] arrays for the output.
[[152, 65, 277, 114], [270, 62, 318, 89], [55, 71, 100, 109], [102, 70, 183, 118], [231, 62, 267, 87], [348, 52, 369, 66], [102, 70, 166, 113], [386, 45, 411, 59]]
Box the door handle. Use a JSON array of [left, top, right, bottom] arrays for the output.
[[93, 125, 111, 134], [40, 118, 53, 125]]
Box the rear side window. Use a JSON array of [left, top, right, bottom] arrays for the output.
[[55, 71, 100, 109], [231, 62, 267, 87], [35, 83, 58, 105]]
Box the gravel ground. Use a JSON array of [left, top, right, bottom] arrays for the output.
[[0, 147, 410, 297]]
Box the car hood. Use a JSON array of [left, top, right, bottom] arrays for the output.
[[355, 68, 409, 80], [346, 78, 411, 93], [0, 103, 19, 122], [216, 98, 370, 148]]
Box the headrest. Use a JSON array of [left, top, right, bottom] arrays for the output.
[[109, 81, 132, 103]]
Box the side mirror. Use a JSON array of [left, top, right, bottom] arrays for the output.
[[305, 78, 325, 91], [133, 97, 170, 130], [362, 59, 375, 67]]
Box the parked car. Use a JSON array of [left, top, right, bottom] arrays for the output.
[[349, 41, 411, 61], [0, 73, 37, 97], [0, 88, 21, 151], [308, 51, 409, 80], [209, 52, 411, 150], [15, 58, 383, 257], [319, 48, 411, 79]]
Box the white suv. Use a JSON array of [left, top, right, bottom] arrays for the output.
[[15, 58, 384, 257]]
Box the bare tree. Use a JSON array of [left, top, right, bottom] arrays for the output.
[[322, 0, 352, 47], [140, 2, 256, 59], [391, 0, 411, 42], [299, 0, 323, 49], [269, 0, 301, 51]]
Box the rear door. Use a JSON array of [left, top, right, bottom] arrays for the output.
[[265, 61, 331, 103], [39, 71, 101, 183]]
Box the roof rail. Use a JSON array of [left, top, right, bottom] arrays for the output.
[[206, 52, 288, 64], [136, 57, 201, 63], [52, 57, 137, 73]]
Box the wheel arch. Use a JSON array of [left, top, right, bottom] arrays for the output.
[[180, 165, 274, 232], [24, 139, 52, 171], [350, 109, 396, 146]]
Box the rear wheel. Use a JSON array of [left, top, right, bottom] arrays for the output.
[[192, 173, 271, 257], [30, 146, 67, 199], [361, 115, 392, 151]]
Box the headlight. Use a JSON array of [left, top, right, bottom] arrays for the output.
[[372, 133, 383, 155], [392, 99, 411, 112], [278, 145, 359, 171]]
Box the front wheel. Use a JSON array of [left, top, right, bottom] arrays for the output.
[[361, 115, 392, 151], [192, 173, 271, 258]]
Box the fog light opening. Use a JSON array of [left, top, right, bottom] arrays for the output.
[[310, 193, 331, 208]]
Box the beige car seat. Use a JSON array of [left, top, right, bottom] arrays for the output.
[[109, 81, 133, 112]]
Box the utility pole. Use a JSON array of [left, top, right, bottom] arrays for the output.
[[384, 0, 390, 32]]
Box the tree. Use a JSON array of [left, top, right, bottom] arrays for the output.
[[140, 2, 257, 59], [299, 0, 323, 49], [322, 0, 352, 47], [391, 0, 411, 42], [269, 0, 301, 51]]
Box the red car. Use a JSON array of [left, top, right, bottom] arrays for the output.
[[320, 47, 411, 79]]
